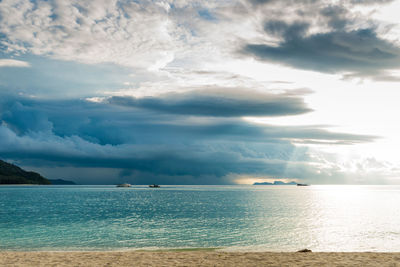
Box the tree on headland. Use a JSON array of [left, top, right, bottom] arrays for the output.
[[0, 159, 51, 185]]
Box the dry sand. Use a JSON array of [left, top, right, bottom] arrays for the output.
[[2, 251, 400, 266]]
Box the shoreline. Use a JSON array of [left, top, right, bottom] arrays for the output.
[[1, 247, 399, 253], [3, 246, 400, 253], [2, 251, 400, 266]]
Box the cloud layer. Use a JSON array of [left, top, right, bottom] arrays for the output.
[[1, 0, 399, 79], [107, 89, 312, 117], [241, 0, 400, 79], [244, 26, 400, 77], [0, 0, 398, 185], [0, 93, 376, 184], [0, 0, 179, 69]]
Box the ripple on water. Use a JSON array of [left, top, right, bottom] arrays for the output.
[[1, 185, 400, 251]]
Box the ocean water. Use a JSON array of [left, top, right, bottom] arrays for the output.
[[1, 185, 400, 252]]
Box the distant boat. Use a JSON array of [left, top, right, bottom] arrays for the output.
[[149, 184, 160, 188], [117, 183, 131, 187], [297, 183, 310, 186]]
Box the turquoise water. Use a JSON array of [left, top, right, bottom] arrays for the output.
[[1, 185, 400, 251]]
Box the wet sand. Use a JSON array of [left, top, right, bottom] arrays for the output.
[[1, 251, 400, 266]]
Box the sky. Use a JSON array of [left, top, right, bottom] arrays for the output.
[[1, 0, 400, 185]]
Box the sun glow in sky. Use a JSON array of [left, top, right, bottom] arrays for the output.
[[1, 0, 400, 184]]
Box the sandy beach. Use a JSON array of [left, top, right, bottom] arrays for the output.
[[1, 251, 400, 266]]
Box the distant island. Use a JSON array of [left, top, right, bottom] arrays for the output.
[[253, 181, 297, 185], [0, 159, 75, 185]]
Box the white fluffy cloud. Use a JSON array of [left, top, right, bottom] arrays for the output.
[[0, 0, 265, 72], [0, 0, 183, 70], [0, 59, 30, 67]]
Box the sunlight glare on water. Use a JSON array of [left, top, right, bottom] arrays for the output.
[[1, 185, 400, 252]]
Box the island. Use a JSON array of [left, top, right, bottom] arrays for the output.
[[253, 181, 297, 185], [0, 159, 75, 185]]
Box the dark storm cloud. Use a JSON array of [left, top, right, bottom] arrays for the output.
[[249, 0, 393, 7], [241, 0, 400, 78], [108, 89, 312, 117], [0, 94, 376, 184], [249, 0, 318, 6], [263, 20, 310, 39], [350, 0, 394, 4], [249, 0, 275, 5], [244, 27, 400, 76], [319, 5, 350, 30]]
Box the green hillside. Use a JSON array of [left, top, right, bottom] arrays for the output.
[[0, 160, 50, 185]]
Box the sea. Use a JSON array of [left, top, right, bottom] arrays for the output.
[[1, 185, 400, 252]]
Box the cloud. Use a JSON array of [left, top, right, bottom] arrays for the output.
[[238, 0, 400, 79], [248, 0, 318, 6], [249, 0, 393, 6], [0, 59, 30, 67], [0, 0, 398, 78], [0, 0, 179, 70], [0, 95, 376, 184], [350, 0, 395, 5], [244, 27, 400, 76], [242, 1, 400, 78], [263, 20, 310, 39], [107, 89, 312, 117], [0, 0, 393, 185], [319, 5, 351, 30]]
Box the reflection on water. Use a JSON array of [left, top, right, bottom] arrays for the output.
[[1, 185, 400, 251], [307, 186, 400, 252]]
